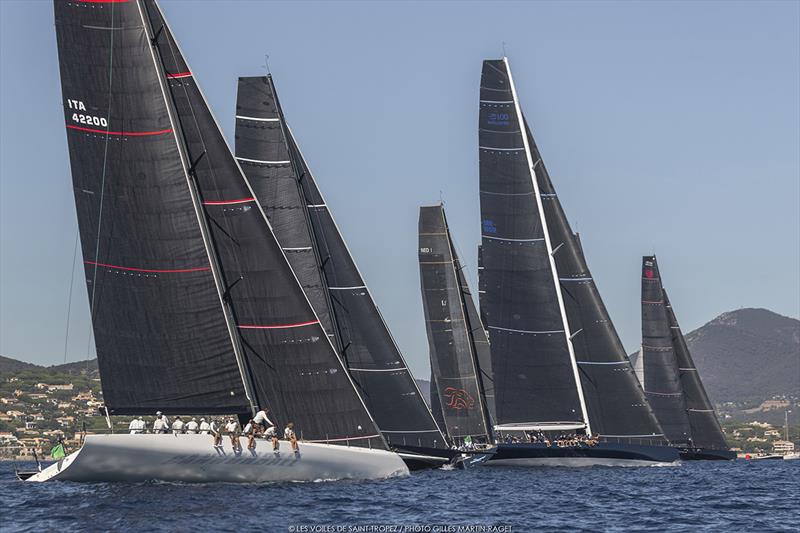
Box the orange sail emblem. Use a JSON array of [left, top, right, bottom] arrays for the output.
[[443, 387, 475, 410]]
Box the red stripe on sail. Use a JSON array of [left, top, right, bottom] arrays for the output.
[[167, 72, 192, 79], [238, 320, 320, 330], [84, 261, 209, 274], [202, 198, 255, 206], [67, 124, 172, 137], [81, 0, 131, 3]]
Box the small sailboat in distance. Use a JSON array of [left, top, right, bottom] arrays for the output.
[[477, 58, 678, 466], [32, 0, 407, 482], [640, 256, 736, 460]]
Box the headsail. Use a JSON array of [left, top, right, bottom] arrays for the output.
[[530, 123, 665, 440], [418, 205, 493, 443], [55, 0, 386, 448], [235, 76, 446, 449], [641, 256, 691, 444], [663, 273, 728, 449]]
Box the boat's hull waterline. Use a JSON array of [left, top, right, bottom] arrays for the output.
[[678, 448, 736, 461], [487, 442, 680, 467], [25, 434, 409, 483]]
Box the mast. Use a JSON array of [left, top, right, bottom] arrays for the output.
[[503, 58, 591, 435], [136, 0, 258, 416]]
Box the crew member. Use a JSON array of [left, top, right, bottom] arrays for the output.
[[199, 418, 210, 435], [284, 422, 299, 453], [172, 416, 185, 435], [153, 412, 170, 434], [185, 417, 199, 434]]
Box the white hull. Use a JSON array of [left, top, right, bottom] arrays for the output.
[[26, 434, 408, 483], [486, 457, 672, 468]]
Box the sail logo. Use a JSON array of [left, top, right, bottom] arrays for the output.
[[444, 387, 475, 410], [487, 112, 510, 126], [482, 219, 497, 234]]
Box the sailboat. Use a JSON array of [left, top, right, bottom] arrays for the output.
[[418, 205, 496, 464], [234, 76, 451, 470], [640, 256, 735, 460], [28, 0, 407, 482], [477, 58, 678, 466]]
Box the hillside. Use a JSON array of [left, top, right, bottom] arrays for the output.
[[0, 355, 38, 374], [685, 308, 799, 404]]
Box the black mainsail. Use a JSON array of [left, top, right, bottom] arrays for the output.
[[235, 76, 446, 449], [642, 257, 728, 450], [54, 0, 385, 448], [418, 205, 493, 443], [478, 58, 665, 442], [641, 257, 692, 445]]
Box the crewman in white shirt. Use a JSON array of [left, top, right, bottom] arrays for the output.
[[185, 417, 199, 434], [172, 416, 185, 435], [153, 412, 169, 434], [225, 418, 239, 450], [284, 422, 299, 453], [129, 418, 139, 434], [199, 418, 210, 435]]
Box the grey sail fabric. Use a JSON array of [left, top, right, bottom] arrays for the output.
[[478, 59, 584, 426], [641, 257, 691, 444], [664, 286, 728, 450], [235, 76, 445, 449], [54, 0, 248, 415], [529, 122, 666, 441], [419, 205, 492, 443]]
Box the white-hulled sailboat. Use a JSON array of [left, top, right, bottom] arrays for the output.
[[29, 0, 407, 483]]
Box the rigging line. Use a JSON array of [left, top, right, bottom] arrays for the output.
[[63, 230, 79, 364], [86, 0, 118, 361]]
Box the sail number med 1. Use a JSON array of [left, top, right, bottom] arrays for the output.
[[67, 99, 108, 128]]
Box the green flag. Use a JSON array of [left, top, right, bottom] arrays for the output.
[[50, 443, 65, 460]]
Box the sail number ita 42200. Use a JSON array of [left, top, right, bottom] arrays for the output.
[[67, 99, 107, 128]]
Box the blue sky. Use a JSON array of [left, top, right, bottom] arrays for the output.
[[1, 1, 798, 376]]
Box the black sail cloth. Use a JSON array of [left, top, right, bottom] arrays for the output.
[[419, 205, 493, 443], [478, 59, 584, 427], [54, 0, 247, 414], [235, 76, 445, 449], [641, 257, 691, 444], [478, 58, 666, 443], [55, 0, 386, 447]]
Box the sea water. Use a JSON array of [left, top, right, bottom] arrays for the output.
[[1, 460, 797, 532]]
